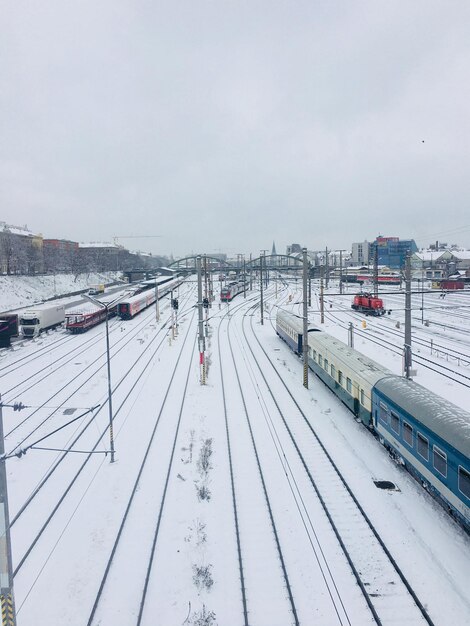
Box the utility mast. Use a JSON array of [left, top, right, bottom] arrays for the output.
[[196, 256, 206, 384], [404, 251, 412, 379], [302, 248, 309, 389], [373, 242, 379, 298], [0, 395, 16, 626]]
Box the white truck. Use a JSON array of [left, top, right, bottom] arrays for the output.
[[88, 284, 105, 295], [19, 304, 66, 338]]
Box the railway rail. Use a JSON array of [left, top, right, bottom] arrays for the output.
[[243, 300, 435, 625], [11, 288, 196, 590]]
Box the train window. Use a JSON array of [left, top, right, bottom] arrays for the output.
[[313, 350, 317, 361], [324, 358, 328, 371], [338, 371, 343, 386], [379, 402, 388, 424], [458, 467, 470, 499], [403, 421, 413, 446], [391, 412, 400, 434], [433, 447, 447, 477], [360, 389, 365, 405], [331, 364, 336, 379], [346, 378, 352, 393], [318, 355, 323, 367], [417, 433, 429, 461]]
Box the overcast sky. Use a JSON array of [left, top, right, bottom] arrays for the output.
[[1, 1, 470, 257]]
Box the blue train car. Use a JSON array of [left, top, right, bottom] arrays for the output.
[[373, 376, 470, 527], [276, 309, 470, 529]]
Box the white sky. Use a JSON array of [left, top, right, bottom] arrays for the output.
[[1, 1, 470, 256]]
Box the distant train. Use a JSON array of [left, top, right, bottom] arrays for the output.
[[220, 281, 245, 302], [351, 292, 385, 316], [65, 277, 183, 331], [117, 277, 184, 319], [276, 309, 470, 530], [342, 273, 401, 285]]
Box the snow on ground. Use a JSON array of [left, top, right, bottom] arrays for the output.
[[0, 276, 469, 625], [0, 272, 123, 312], [293, 280, 470, 411]]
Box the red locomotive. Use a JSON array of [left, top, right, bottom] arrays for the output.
[[351, 292, 385, 316]]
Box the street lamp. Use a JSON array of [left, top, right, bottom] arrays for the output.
[[84, 294, 121, 463]]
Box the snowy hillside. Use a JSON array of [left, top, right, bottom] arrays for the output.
[[0, 272, 123, 312]]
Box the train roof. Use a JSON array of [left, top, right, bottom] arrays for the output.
[[140, 276, 174, 286], [309, 329, 392, 387], [65, 304, 101, 315], [374, 376, 470, 458], [277, 309, 390, 387]]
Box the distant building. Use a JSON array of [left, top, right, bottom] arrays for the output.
[[271, 241, 277, 255], [0, 222, 43, 274], [286, 243, 302, 255], [351, 241, 372, 265], [78, 242, 123, 271], [43, 238, 79, 272], [374, 236, 418, 269]]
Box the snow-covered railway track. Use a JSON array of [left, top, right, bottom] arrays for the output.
[[219, 309, 300, 626], [1, 313, 138, 400], [0, 332, 79, 375], [322, 309, 470, 390], [242, 310, 435, 626], [85, 312, 197, 626], [10, 292, 196, 589], [319, 293, 469, 351], [3, 295, 188, 448]]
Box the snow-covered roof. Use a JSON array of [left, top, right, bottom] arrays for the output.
[[0, 221, 39, 238], [450, 250, 470, 261], [414, 250, 449, 262]]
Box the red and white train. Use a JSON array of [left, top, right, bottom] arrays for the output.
[[117, 277, 184, 319], [220, 281, 245, 302], [65, 301, 118, 333]]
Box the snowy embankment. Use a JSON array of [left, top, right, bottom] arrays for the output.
[[0, 272, 123, 312]]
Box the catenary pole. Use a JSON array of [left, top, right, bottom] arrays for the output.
[[104, 306, 116, 462], [84, 294, 118, 462], [339, 250, 343, 295], [325, 246, 329, 288], [243, 257, 246, 298], [404, 251, 412, 379], [0, 395, 16, 626], [373, 242, 379, 298], [155, 280, 160, 323], [260, 253, 264, 325], [302, 248, 309, 388], [196, 256, 206, 384], [320, 270, 325, 324]]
